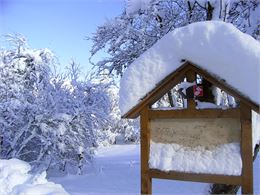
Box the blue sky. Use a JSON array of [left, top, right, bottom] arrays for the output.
[[0, 0, 124, 74]]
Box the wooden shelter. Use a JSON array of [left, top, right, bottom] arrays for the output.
[[122, 61, 260, 195]]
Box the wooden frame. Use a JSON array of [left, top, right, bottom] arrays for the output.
[[124, 62, 258, 194], [138, 68, 255, 195], [240, 103, 253, 194], [140, 103, 253, 195], [140, 106, 152, 194]]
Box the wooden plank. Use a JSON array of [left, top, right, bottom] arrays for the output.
[[186, 69, 196, 109], [122, 62, 191, 119], [240, 103, 253, 194], [188, 63, 259, 113], [140, 106, 152, 194], [148, 108, 240, 119], [149, 169, 242, 185]]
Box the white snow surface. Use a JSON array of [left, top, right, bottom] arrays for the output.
[[196, 100, 220, 109], [51, 145, 210, 195], [149, 141, 242, 175], [50, 144, 260, 195], [119, 21, 260, 116], [253, 111, 260, 150], [0, 158, 68, 195]]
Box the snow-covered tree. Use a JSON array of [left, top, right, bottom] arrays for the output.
[[90, 0, 259, 76], [85, 72, 139, 145], [0, 35, 137, 174], [104, 83, 139, 144], [0, 35, 53, 169]]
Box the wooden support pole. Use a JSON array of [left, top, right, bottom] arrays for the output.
[[140, 106, 152, 194], [240, 103, 253, 194], [186, 69, 196, 109]]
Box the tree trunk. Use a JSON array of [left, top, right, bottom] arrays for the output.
[[206, 2, 214, 20]]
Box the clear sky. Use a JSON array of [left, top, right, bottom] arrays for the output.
[[0, 0, 124, 74]]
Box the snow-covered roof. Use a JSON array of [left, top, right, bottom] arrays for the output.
[[119, 21, 260, 117]]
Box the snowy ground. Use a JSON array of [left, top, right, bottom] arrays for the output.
[[0, 159, 68, 195], [50, 144, 260, 195]]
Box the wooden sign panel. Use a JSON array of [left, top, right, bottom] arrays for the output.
[[151, 118, 241, 148]]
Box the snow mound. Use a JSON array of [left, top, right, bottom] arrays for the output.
[[119, 21, 260, 116], [149, 141, 242, 175], [0, 158, 69, 195]]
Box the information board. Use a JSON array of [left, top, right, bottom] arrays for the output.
[[150, 118, 241, 148]]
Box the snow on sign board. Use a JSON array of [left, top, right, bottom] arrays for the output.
[[119, 21, 260, 116], [149, 142, 242, 175]]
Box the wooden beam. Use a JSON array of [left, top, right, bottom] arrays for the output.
[[140, 106, 152, 194], [186, 69, 196, 109], [240, 103, 253, 194], [148, 108, 240, 119], [149, 169, 242, 185]]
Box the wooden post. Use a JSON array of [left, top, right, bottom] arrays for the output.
[[240, 103, 253, 194], [186, 69, 196, 109], [141, 106, 152, 194]]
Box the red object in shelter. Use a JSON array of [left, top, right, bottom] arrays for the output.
[[193, 85, 203, 97]]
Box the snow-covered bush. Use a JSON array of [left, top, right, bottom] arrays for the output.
[[0, 35, 58, 167], [0, 45, 95, 172], [0, 35, 138, 174], [84, 74, 139, 146]]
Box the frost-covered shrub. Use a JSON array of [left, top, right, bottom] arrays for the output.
[[0, 35, 57, 166], [0, 36, 104, 173], [98, 84, 139, 145], [0, 35, 138, 174]]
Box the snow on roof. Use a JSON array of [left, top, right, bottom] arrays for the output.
[[119, 21, 260, 116]]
